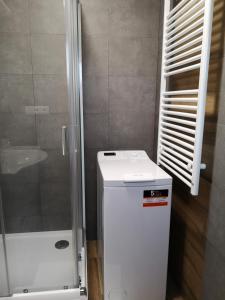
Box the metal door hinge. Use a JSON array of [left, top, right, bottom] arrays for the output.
[[80, 286, 87, 296]]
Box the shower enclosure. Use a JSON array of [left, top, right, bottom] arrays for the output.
[[0, 0, 87, 299]]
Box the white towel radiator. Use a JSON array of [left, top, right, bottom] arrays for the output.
[[157, 0, 214, 195]]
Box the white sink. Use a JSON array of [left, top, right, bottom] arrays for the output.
[[0, 146, 48, 174]]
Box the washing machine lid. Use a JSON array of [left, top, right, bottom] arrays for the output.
[[97, 151, 172, 187]]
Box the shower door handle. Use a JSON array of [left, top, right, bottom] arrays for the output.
[[62, 125, 67, 156]]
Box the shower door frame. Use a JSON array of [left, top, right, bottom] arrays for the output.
[[64, 0, 87, 296], [0, 0, 87, 298], [0, 189, 10, 297]]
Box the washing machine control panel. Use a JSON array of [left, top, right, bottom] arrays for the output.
[[102, 151, 148, 161]]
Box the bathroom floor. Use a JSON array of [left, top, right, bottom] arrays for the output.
[[87, 241, 184, 300]]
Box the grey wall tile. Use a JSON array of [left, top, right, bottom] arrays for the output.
[[0, 75, 34, 113], [84, 148, 109, 184], [108, 0, 160, 10], [80, 0, 108, 9], [37, 113, 68, 149], [83, 76, 108, 113], [31, 34, 66, 75], [33, 75, 68, 113], [42, 215, 71, 231], [2, 183, 40, 217], [0, 113, 36, 145], [29, 0, 65, 34], [0, 164, 39, 184], [153, 12, 163, 160], [20, 216, 43, 232], [0, 0, 29, 33], [212, 124, 225, 190], [0, 33, 32, 74], [85, 166, 97, 240], [207, 123, 225, 262], [109, 109, 155, 150], [109, 3, 159, 38], [203, 241, 225, 300], [207, 183, 225, 261], [85, 148, 101, 173], [83, 37, 108, 76], [203, 35, 225, 298], [109, 37, 158, 76], [109, 76, 156, 112], [82, 7, 109, 37], [201, 144, 214, 182], [40, 183, 70, 216], [5, 216, 43, 233], [84, 113, 109, 148], [218, 90, 225, 125], [39, 149, 69, 182]]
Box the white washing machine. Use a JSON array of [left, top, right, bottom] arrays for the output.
[[97, 150, 172, 300]]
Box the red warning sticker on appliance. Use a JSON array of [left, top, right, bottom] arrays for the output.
[[143, 189, 168, 207]]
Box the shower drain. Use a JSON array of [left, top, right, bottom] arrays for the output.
[[55, 240, 69, 249]]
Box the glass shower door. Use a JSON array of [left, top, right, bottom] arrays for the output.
[[0, 188, 9, 297], [0, 0, 83, 295]]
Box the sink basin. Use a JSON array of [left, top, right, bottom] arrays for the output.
[[0, 146, 48, 174]]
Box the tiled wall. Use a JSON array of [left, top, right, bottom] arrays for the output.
[[203, 48, 225, 300], [0, 0, 71, 232], [81, 0, 162, 239]]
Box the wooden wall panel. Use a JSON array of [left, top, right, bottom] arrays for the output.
[[168, 1, 225, 299]]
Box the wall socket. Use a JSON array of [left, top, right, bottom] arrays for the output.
[[25, 106, 50, 114]]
